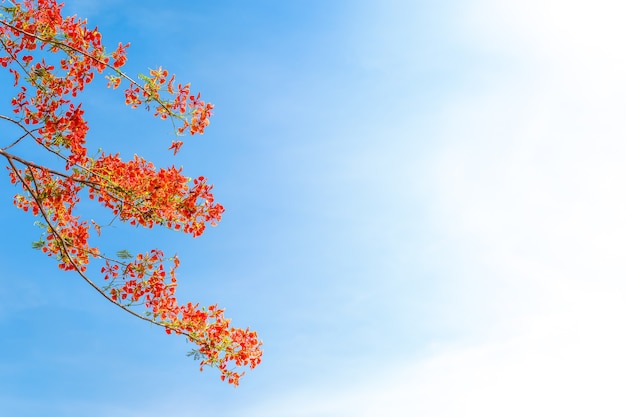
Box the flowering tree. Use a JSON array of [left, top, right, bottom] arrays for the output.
[[0, 0, 262, 386]]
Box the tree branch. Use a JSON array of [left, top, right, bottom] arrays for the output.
[[0, 19, 179, 119]]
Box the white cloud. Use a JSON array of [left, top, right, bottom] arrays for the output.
[[234, 1, 626, 415], [241, 281, 626, 416]]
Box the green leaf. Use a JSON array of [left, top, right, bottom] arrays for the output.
[[186, 349, 205, 361], [116, 249, 133, 259]]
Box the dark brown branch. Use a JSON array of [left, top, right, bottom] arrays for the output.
[[0, 148, 98, 187]]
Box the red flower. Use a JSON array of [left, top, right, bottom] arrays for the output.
[[0, 0, 260, 385]]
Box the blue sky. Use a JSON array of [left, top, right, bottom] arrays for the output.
[[2, 0, 626, 415]]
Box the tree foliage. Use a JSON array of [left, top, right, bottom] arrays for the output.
[[0, 0, 262, 386]]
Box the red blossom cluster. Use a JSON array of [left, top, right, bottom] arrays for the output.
[[103, 250, 262, 386], [0, 0, 261, 385], [85, 154, 224, 236]]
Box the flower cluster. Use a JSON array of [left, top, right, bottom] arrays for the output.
[[84, 153, 224, 236], [110, 66, 215, 140], [7, 160, 96, 271], [0, 0, 261, 385], [104, 250, 262, 386]]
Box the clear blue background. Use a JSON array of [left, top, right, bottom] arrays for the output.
[[2, 1, 626, 415]]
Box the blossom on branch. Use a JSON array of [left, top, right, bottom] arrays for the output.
[[0, 0, 261, 386]]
